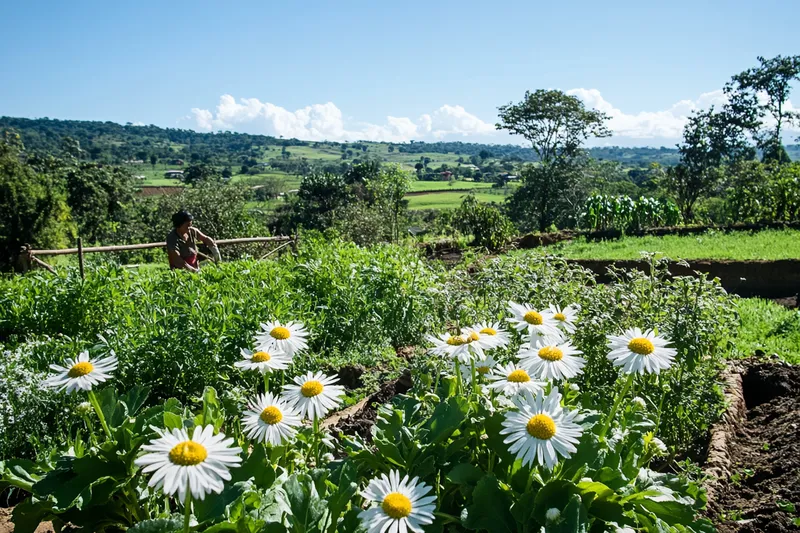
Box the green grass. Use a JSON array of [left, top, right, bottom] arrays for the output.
[[407, 180, 493, 192], [734, 298, 800, 364], [547, 229, 800, 260], [406, 190, 511, 210]]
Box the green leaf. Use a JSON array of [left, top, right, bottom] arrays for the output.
[[446, 463, 484, 486], [423, 397, 469, 445], [463, 475, 515, 533], [0, 458, 46, 492], [510, 490, 537, 527], [194, 481, 248, 524], [127, 518, 183, 533], [121, 385, 151, 415], [533, 480, 577, 526], [326, 463, 358, 533], [163, 411, 183, 431], [281, 473, 329, 533], [546, 494, 588, 533], [231, 443, 275, 487], [31, 455, 128, 509], [10, 500, 53, 533]]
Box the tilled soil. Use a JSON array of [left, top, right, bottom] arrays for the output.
[[714, 362, 800, 533]]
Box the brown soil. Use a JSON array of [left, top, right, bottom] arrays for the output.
[[713, 362, 800, 533], [325, 371, 412, 441]]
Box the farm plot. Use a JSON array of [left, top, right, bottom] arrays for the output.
[[0, 239, 755, 532]]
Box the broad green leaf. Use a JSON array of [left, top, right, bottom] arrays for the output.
[[31, 455, 127, 509], [446, 463, 483, 486], [423, 397, 469, 445], [194, 481, 249, 524], [281, 473, 329, 533], [463, 475, 515, 533], [121, 385, 151, 415], [10, 500, 53, 533], [546, 494, 589, 533], [533, 480, 577, 526]]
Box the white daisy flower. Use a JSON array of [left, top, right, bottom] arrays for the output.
[[359, 470, 436, 533], [255, 320, 309, 358], [606, 328, 677, 375], [518, 337, 585, 381], [487, 363, 547, 397], [500, 388, 583, 470], [545, 304, 580, 334], [242, 393, 302, 446], [283, 371, 345, 420], [506, 301, 560, 339], [43, 351, 118, 394], [467, 321, 511, 349], [234, 347, 292, 374], [134, 425, 242, 501], [458, 355, 498, 383], [425, 332, 476, 363]]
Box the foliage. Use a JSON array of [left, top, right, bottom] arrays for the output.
[[496, 90, 611, 165], [725, 54, 800, 162], [454, 193, 515, 251], [182, 164, 221, 185], [0, 134, 74, 268], [366, 165, 412, 243], [724, 161, 800, 223], [580, 194, 681, 231], [507, 163, 587, 232]]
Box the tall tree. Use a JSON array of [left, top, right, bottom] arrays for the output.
[[496, 90, 610, 231], [496, 89, 611, 165], [725, 55, 800, 163]]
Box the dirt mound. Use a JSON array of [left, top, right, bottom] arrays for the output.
[[714, 361, 800, 533]]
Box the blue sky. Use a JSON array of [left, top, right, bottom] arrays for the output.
[[1, 0, 798, 146]]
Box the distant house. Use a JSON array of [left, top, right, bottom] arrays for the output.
[[462, 164, 480, 171], [124, 159, 145, 164], [164, 170, 184, 179], [170, 159, 185, 165], [507, 175, 520, 182], [133, 175, 146, 180], [440, 171, 453, 180]]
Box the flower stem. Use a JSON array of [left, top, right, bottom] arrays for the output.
[[87, 390, 112, 439], [470, 359, 477, 396], [263, 372, 270, 394], [598, 373, 634, 440], [183, 491, 192, 533]]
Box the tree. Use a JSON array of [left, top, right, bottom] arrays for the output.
[[367, 165, 412, 242], [0, 134, 73, 269], [496, 90, 611, 165], [725, 55, 800, 163], [497, 90, 611, 231], [150, 154, 158, 169], [667, 108, 750, 220], [135, 150, 148, 162], [388, 145, 395, 153], [183, 164, 219, 185]]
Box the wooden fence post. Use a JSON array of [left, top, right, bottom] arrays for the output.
[[77, 237, 85, 280]]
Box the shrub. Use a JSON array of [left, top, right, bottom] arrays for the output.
[[455, 194, 515, 250]]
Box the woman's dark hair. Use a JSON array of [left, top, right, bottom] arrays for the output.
[[172, 210, 194, 228]]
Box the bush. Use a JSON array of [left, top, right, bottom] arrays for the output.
[[455, 194, 515, 250]]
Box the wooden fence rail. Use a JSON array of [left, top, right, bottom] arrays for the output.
[[19, 235, 297, 278]]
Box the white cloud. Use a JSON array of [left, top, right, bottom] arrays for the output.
[[186, 90, 799, 145], [188, 95, 495, 142]]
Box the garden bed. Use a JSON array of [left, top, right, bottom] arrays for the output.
[[710, 360, 800, 532]]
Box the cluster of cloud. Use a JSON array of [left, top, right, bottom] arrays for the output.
[[187, 90, 797, 144], [190, 95, 494, 142]]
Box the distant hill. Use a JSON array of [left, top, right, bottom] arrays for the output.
[[1, 116, 795, 168]]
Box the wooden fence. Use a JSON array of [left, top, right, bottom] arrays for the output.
[[18, 235, 298, 278]]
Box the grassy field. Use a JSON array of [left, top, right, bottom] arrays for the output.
[[407, 180, 493, 192], [546, 229, 800, 260], [734, 298, 800, 364], [406, 190, 511, 210]]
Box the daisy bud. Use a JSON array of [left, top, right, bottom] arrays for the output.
[[322, 453, 335, 463], [569, 383, 580, 391], [76, 401, 93, 415], [632, 397, 646, 410], [546, 508, 561, 522]]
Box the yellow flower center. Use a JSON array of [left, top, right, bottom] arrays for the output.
[[526, 414, 557, 440], [523, 311, 543, 325], [538, 346, 564, 361], [260, 406, 283, 425], [67, 361, 94, 378], [300, 380, 324, 398], [168, 441, 208, 466], [270, 326, 291, 340], [553, 312, 567, 322], [251, 351, 271, 363], [447, 335, 466, 346], [381, 492, 412, 519], [507, 369, 531, 383], [477, 366, 491, 375], [628, 337, 655, 355], [479, 327, 497, 335], [467, 331, 480, 342]]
